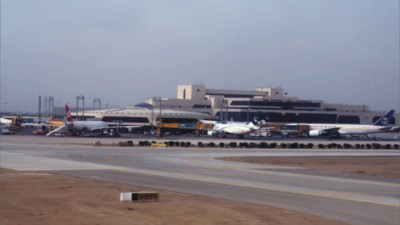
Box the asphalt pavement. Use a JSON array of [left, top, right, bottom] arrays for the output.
[[1, 136, 399, 225]]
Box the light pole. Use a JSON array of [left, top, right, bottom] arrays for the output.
[[93, 98, 101, 110], [76, 95, 85, 120], [220, 99, 228, 121], [219, 100, 223, 121], [56, 101, 60, 116], [150, 98, 154, 134], [152, 97, 162, 136], [38, 96, 41, 123], [48, 96, 54, 117], [225, 99, 229, 121], [247, 99, 250, 123], [159, 98, 162, 117], [158, 97, 162, 137]]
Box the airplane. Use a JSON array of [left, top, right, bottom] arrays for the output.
[[295, 109, 398, 138], [208, 121, 258, 138], [58, 105, 141, 137], [202, 116, 274, 138], [1, 117, 13, 134], [0, 117, 12, 126], [1, 116, 48, 128]]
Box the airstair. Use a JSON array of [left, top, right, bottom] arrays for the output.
[[46, 126, 65, 136]]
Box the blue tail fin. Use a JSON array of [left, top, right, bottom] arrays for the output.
[[373, 110, 395, 126], [252, 112, 270, 125]]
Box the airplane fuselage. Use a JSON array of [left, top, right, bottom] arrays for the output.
[[302, 123, 390, 137], [66, 121, 108, 133], [211, 122, 257, 136]]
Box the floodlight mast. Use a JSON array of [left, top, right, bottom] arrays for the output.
[[76, 95, 85, 120]]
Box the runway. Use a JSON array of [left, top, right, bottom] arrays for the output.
[[1, 136, 399, 225]]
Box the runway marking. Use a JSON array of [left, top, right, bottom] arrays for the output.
[[117, 168, 400, 207], [1, 151, 399, 207], [186, 155, 400, 187]]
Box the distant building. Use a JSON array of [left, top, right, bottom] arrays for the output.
[[80, 103, 215, 129], [146, 84, 398, 125]]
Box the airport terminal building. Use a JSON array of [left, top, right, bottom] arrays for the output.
[[80, 103, 215, 133], [79, 84, 398, 130], [145, 85, 398, 125]]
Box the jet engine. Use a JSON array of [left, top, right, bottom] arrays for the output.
[[308, 130, 322, 137]]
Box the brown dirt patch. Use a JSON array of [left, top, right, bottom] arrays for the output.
[[0, 168, 349, 225], [218, 156, 400, 179]]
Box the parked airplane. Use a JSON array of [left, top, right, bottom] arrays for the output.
[[1, 116, 47, 128], [297, 109, 397, 138], [209, 121, 258, 138], [0, 117, 12, 126], [203, 117, 273, 138], [63, 105, 141, 137]]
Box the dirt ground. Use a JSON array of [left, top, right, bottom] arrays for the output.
[[218, 156, 400, 179], [0, 169, 350, 225], [2, 156, 398, 225]]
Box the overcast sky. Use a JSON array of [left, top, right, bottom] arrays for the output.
[[1, 0, 399, 113]]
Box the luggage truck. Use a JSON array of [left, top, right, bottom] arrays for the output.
[[197, 122, 214, 135], [254, 123, 283, 137], [158, 118, 199, 136], [280, 124, 310, 137]]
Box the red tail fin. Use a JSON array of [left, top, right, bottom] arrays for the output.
[[65, 105, 73, 122]]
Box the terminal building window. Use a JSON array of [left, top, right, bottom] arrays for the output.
[[193, 105, 211, 109], [338, 116, 360, 124], [72, 116, 96, 120], [102, 116, 149, 123], [282, 113, 297, 122], [230, 101, 321, 110], [206, 93, 256, 98], [161, 118, 198, 123], [297, 113, 337, 123]]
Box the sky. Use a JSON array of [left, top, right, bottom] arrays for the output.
[[1, 0, 399, 113]]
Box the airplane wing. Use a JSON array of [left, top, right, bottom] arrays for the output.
[[389, 126, 400, 132], [322, 127, 341, 133], [118, 125, 143, 132], [256, 126, 279, 131], [308, 127, 341, 137], [377, 126, 394, 132]]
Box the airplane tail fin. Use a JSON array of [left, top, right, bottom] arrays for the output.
[[253, 116, 259, 125], [252, 112, 269, 125], [65, 105, 73, 122], [373, 109, 395, 126]]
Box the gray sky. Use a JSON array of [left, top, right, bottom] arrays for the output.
[[1, 0, 399, 113]]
